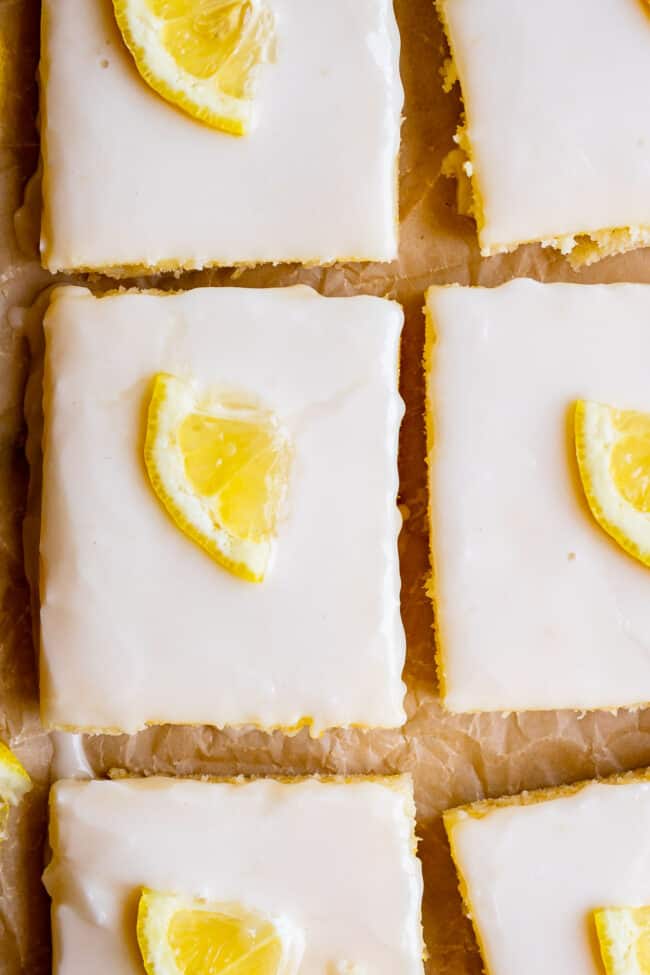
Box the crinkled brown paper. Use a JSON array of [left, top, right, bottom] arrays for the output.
[[5, 1, 650, 972]]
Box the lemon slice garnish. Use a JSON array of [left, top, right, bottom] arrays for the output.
[[144, 373, 291, 582], [0, 741, 32, 839], [137, 889, 304, 975], [575, 400, 650, 567], [595, 907, 650, 975], [112, 0, 275, 135]]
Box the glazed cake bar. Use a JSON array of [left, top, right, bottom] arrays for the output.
[[40, 0, 403, 273], [437, 0, 650, 266], [46, 775, 425, 974], [34, 285, 406, 734], [426, 280, 650, 713], [445, 771, 650, 975]]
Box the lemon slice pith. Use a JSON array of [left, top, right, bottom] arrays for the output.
[[112, 0, 275, 135], [137, 889, 305, 975], [595, 906, 650, 975], [144, 373, 291, 583], [575, 400, 650, 568], [0, 741, 32, 839]]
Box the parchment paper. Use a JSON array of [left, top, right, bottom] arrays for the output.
[[6, 0, 650, 972]]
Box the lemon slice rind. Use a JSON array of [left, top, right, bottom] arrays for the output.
[[594, 906, 650, 975], [112, 0, 274, 135], [144, 373, 289, 583], [137, 888, 305, 975], [0, 741, 32, 839], [575, 400, 650, 568]]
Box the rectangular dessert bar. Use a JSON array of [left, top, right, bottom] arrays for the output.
[[445, 772, 650, 975], [40, 0, 403, 273], [35, 285, 406, 734], [426, 280, 650, 713], [46, 775, 425, 974], [437, 0, 650, 266]]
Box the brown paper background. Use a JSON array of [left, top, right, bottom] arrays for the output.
[[6, 0, 650, 972]]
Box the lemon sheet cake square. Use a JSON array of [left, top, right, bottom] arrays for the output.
[[40, 0, 403, 274], [36, 284, 406, 734], [437, 0, 650, 267], [46, 775, 425, 974], [444, 772, 650, 975], [426, 280, 650, 714]]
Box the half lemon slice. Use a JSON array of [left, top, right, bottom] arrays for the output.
[[137, 889, 304, 975], [144, 373, 291, 582], [0, 741, 32, 839], [595, 906, 650, 975], [112, 0, 275, 135], [575, 400, 650, 568]]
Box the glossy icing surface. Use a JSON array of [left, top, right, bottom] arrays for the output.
[[40, 0, 403, 272], [39, 285, 406, 733], [439, 0, 650, 259], [427, 280, 650, 713], [45, 776, 425, 974], [446, 776, 650, 975]]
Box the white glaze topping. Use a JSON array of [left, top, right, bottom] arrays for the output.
[[427, 280, 650, 713], [40, 0, 403, 272], [45, 776, 425, 974], [39, 285, 406, 734]]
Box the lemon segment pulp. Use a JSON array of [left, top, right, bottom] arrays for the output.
[[137, 889, 304, 975], [144, 373, 291, 582], [575, 400, 650, 568], [0, 741, 32, 839], [595, 906, 650, 975], [112, 0, 275, 134]]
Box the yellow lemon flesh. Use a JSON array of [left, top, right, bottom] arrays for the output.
[[112, 0, 275, 134], [144, 373, 291, 582], [137, 889, 304, 975], [575, 400, 650, 568], [0, 741, 32, 839], [595, 907, 650, 975]]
